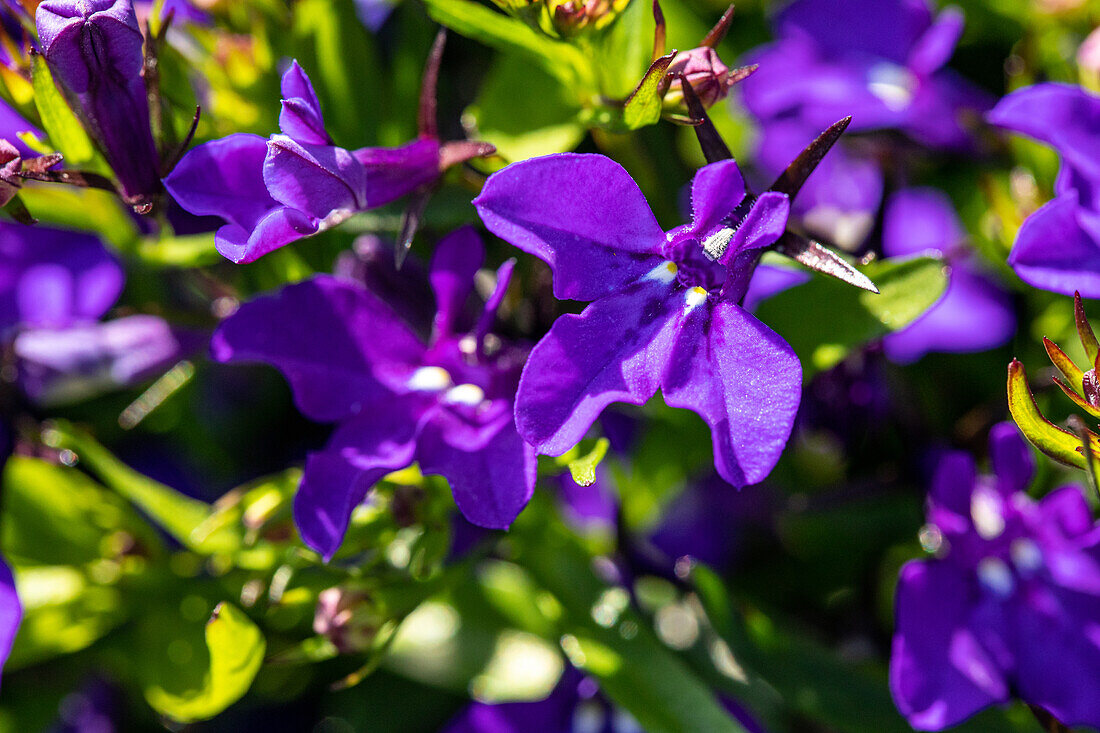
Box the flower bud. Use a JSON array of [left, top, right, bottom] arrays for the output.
[[662, 47, 737, 110], [313, 587, 380, 654], [36, 0, 160, 208]]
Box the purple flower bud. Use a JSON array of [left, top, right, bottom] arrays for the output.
[[36, 0, 160, 208], [663, 47, 735, 109]]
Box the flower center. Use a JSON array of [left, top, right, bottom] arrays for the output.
[[406, 366, 452, 392]]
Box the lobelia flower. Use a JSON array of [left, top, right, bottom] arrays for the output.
[[880, 188, 1014, 363], [165, 39, 494, 264], [890, 423, 1100, 730], [211, 227, 536, 559], [741, 0, 992, 151], [987, 83, 1100, 297], [36, 0, 162, 209], [474, 152, 803, 488], [0, 222, 193, 406]]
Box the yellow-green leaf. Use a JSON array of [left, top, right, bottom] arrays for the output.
[[1006, 360, 1086, 469]]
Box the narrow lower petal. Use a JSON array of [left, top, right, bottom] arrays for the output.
[[1008, 193, 1100, 298], [988, 422, 1035, 497], [928, 451, 977, 518], [429, 226, 484, 339], [213, 207, 318, 264], [890, 561, 1007, 730], [211, 276, 425, 422], [660, 298, 801, 486], [516, 276, 683, 455], [418, 417, 537, 529], [475, 154, 666, 301], [907, 7, 964, 76], [882, 188, 965, 258], [295, 408, 422, 559], [716, 192, 791, 267]]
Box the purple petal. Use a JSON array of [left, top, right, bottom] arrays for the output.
[[1013, 583, 1100, 727], [988, 422, 1035, 497], [353, 0, 395, 31], [928, 450, 977, 518], [1035, 486, 1096, 544], [0, 98, 42, 158], [682, 160, 747, 238], [354, 138, 441, 208], [295, 407, 422, 559], [476, 258, 516, 343], [334, 235, 435, 340], [715, 192, 790, 267], [0, 225, 122, 332], [213, 206, 319, 264], [516, 276, 683, 455], [14, 315, 190, 406], [429, 226, 483, 340], [882, 264, 1015, 364], [475, 154, 666, 301], [264, 135, 367, 219], [418, 416, 536, 529], [1008, 192, 1100, 298], [0, 554, 20, 688], [890, 560, 1007, 730], [775, 0, 932, 65], [882, 188, 964, 258], [279, 60, 329, 145], [211, 276, 425, 422], [660, 298, 800, 486], [907, 7, 964, 76], [164, 133, 281, 233], [988, 83, 1100, 184]]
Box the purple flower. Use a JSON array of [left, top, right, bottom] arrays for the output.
[[890, 423, 1100, 729], [0, 222, 191, 405], [741, 0, 991, 151], [165, 59, 491, 264], [0, 553, 18, 689], [475, 154, 801, 487], [987, 83, 1100, 297], [881, 188, 1015, 363], [36, 0, 161, 208], [211, 227, 536, 559]]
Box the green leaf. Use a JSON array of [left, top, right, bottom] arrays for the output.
[[30, 54, 104, 170], [146, 603, 266, 723], [755, 255, 949, 378], [567, 438, 610, 486], [621, 53, 674, 130], [137, 232, 221, 268], [1007, 360, 1088, 469], [1, 457, 161, 565], [18, 186, 140, 251], [45, 421, 241, 554], [423, 0, 590, 89], [465, 53, 585, 163]]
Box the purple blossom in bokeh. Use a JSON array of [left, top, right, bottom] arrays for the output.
[[166, 58, 490, 263], [0, 223, 192, 405], [476, 154, 801, 487], [36, 0, 161, 208], [212, 227, 536, 559], [742, 0, 991, 151], [881, 188, 1014, 363], [988, 83, 1100, 297], [890, 423, 1100, 729]]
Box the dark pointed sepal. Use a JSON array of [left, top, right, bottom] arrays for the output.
[[769, 116, 852, 199], [395, 186, 434, 269], [1054, 378, 1100, 419], [1074, 291, 1100, 368], [774, 231, 879, 294], [1043, 336, 1085, 391], [160, 106, 202, 178], [679, 74, 732, 164], [2, 194, 36, 224], [622, 52, 676, 130], [699, 4, 734, 48], [651, 0, 667, 61], [418, 30, 447, 140]]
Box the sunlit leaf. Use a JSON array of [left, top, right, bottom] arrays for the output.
[[1006, 360, 1087, 469]]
